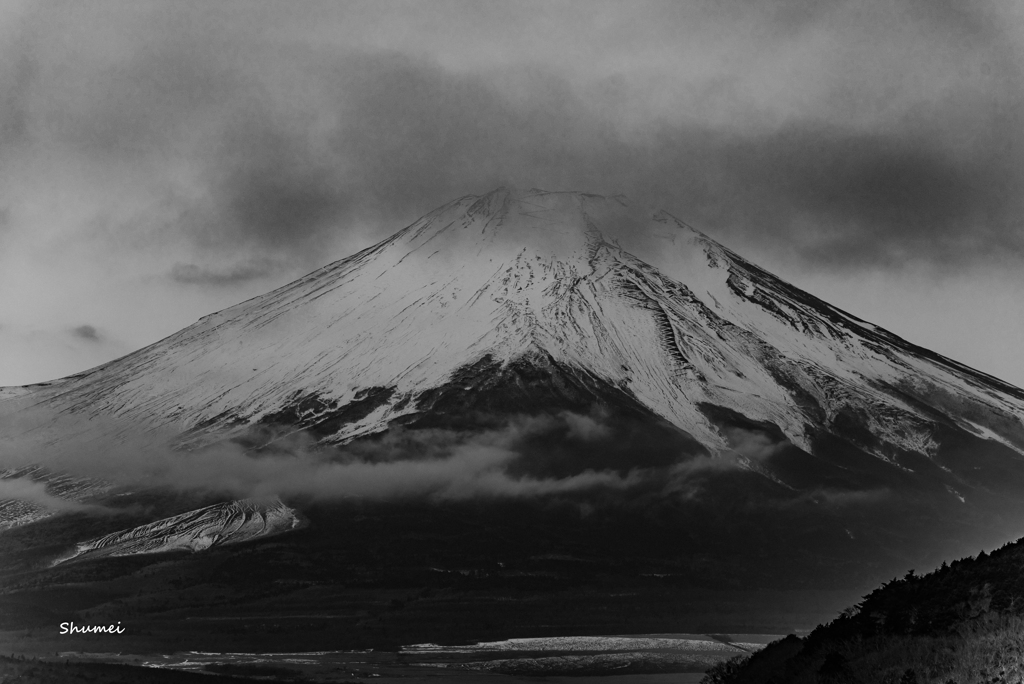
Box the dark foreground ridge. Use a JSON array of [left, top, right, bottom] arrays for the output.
[[705, 535, 1024, 683]]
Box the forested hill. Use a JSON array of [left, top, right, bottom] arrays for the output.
[[705, 536, 1024, 683]]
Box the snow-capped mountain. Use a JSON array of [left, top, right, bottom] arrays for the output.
[[6, 188, 1024, 649], [4, 187, 1023, 469]]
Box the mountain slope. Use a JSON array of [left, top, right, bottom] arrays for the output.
[[4, 187, 1022, 469]]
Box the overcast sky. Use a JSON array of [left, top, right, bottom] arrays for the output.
[[1, 0, 1022, 387]]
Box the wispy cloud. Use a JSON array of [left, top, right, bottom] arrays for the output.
[[170, 258, 281, 286], [70, 324, 99, 342], [0, 407, 666, 504], [0, 397, 905, 516], [0, 477, 106, 514]]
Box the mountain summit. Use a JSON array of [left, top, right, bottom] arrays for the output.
[[9, 187, 1023, 465]]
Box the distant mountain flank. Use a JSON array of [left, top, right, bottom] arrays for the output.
[[55, 498, 302, 564]]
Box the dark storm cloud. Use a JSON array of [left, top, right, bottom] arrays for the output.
[[170, 258, 280, 286], [4, 0, 1023, 275], [678, 122, 1024, 267], [158, 54, 1024, 270], [213, 49, 1023, 270], [188, 113, 354, 252], [71, 325, 100, 342]]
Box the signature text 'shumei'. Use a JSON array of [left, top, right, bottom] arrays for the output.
[[59, 621, 125, 634]]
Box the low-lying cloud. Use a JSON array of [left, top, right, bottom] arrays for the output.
[[0, 398, 906, 523], [152, 438, 646, 502], [0, 477, 108, 515], [720, 425, 789, 462], [0, 407, 674, 506]]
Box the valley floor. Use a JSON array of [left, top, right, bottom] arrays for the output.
[[2, 633, 777, 683]]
